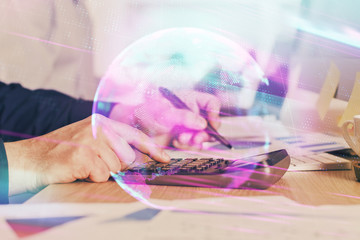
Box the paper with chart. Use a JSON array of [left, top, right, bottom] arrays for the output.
[[1, 196, 359, 240], [167, 116, 350, 171]]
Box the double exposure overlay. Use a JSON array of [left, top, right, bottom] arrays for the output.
[[92, 28, 288, 206]]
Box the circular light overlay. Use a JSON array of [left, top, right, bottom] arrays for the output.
[[92, 28, 272, 208]]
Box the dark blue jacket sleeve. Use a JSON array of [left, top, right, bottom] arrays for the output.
[[0, 82, 93, 142], [0, 81, 94, 203]]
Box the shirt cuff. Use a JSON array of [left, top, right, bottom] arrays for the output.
[[0, 139, 9, 204]]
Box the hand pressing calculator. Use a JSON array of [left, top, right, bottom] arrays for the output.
[[116, 149, 290, 190]]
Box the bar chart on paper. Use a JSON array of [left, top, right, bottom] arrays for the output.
[[274, 133, 352, 171]]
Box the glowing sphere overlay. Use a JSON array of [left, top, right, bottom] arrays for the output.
[[92, 28, 271, 208]]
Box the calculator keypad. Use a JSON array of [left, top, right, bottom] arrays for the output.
[[127, 158, 230, 175]]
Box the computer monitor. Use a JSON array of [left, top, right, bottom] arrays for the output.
[[292, 0, 360, 101]]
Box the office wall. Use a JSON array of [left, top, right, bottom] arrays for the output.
[[87, 0, 360, 102], [86, 0, 301, 78]]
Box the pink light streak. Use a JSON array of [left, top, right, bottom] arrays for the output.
[[222, 225, 265, 235], [0, 129, 92, 150], [291, 31, 360, 58], [3, 31, 93, 54], [329, 192, 360, 200], [174, 208, 291, 224], [191, 188, 280, 198], [344, 27, 360, 41], [74, 192, 127, 202]]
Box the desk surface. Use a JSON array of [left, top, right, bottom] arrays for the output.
[[27, 115, 360, 206], [27, 169, 360, 206]]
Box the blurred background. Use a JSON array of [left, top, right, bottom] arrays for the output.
[[88, 0, 297, 77], [87, 0, 360, 98], [85, 0, 360, 119], [1, 0, 359, 112]]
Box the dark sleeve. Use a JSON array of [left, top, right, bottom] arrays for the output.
[[0, 82, 93, 142], [0, 139, 9, 204]]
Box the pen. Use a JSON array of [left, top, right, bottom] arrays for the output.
[[158, 87, 233, 149]]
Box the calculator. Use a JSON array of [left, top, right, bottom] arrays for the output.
[[117, 149, 290, 189]]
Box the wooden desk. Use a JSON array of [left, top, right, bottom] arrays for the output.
[[27, 114, 360, 206], [27, 169, 360, 206]]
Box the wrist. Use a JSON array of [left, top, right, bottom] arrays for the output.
[[5, 140, 44, 195]]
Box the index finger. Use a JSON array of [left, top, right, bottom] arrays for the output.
[[101, 116, 170, 163], [194, 92, 221, 129]]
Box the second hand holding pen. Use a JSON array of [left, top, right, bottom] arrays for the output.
[[158, 87, 233, 149]]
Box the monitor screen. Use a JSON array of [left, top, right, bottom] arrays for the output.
[[293, 0, 360, 101]]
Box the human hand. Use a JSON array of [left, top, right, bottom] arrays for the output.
[[4, 115, 170, 195], [110, 89, 221, 149]]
